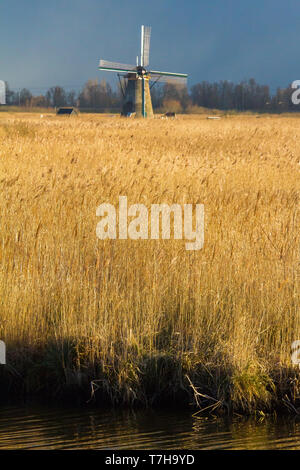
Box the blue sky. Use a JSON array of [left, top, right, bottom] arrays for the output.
[[1, 0, 300, 93]]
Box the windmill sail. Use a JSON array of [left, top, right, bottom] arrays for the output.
[[141, 26, 151, 67], [99, 60, 136, 73], [0, 81, 6, 105], [149, 71, 188, 85]]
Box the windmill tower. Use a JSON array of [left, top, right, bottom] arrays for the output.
[[98, 26, 188, 118]]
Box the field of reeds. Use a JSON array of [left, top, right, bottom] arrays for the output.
[[0, 112, 299, 414]]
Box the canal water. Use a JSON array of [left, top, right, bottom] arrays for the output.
[[0, 405, 299, 450]]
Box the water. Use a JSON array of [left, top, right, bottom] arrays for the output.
[[0, 405, 299, 450]]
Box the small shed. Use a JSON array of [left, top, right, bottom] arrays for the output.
[[164, 112, 176, 118], [56, 107, 78, 116]]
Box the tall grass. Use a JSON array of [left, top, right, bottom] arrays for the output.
[[0, 113, 299, 412]]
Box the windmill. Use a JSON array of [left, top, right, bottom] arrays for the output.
[[98, 25, 188, 118]]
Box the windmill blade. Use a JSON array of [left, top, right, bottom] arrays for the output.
[[142, 26, 151, 67], [149, 71, 188, 86], [0, 80, 6, 105], [99, 59, 136, 73]]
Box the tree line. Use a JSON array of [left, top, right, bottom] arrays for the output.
[[3, 77, 299, 113]]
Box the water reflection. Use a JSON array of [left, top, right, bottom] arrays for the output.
[[0, 406, 299, 450]]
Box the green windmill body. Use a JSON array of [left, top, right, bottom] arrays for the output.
[[98, 25, 188, 118]]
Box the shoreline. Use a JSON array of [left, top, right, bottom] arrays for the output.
[[1, 351, 299, 415]]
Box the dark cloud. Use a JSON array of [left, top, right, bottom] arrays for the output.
[[0, 0, 299, 92]]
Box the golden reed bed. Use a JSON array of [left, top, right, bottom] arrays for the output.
[[0, 112, 299, 412]]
